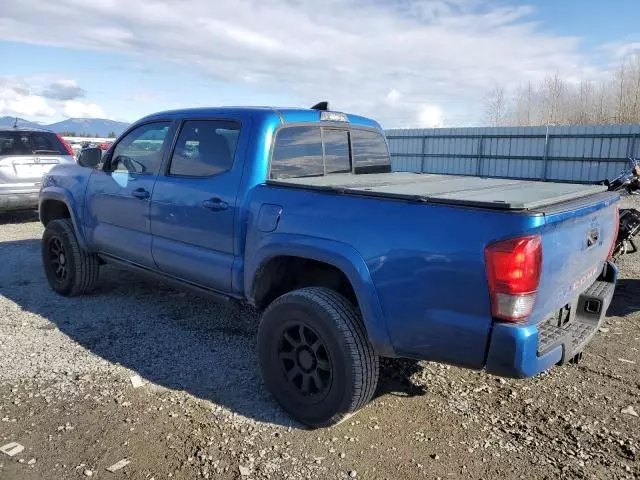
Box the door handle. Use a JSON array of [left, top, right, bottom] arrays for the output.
[[132, 188, 150, 199], [202, 198, 229, 211]]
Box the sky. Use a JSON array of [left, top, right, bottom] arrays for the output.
[[1, 0, 639, 129]]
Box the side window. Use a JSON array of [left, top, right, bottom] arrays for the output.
[[110, 122, 170, 174], [322, 129, 351, 174], [169, 120, 240, 177], [271, 126, 323, 179], [350, 129, 391, 174]]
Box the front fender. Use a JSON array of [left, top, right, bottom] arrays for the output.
[[245, 233, 395, 356], [39, 187, 88, 249]]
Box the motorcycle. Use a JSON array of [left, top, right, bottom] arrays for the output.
[[602, 157, 640, 260]]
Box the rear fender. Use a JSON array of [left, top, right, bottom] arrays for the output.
[[246, 234, 395, 356]]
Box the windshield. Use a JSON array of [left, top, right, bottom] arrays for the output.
[[0, 131, 70, 156], [270, 126, 390, 180]]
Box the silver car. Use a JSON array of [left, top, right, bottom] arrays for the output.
[[0, 128, 76, 211]]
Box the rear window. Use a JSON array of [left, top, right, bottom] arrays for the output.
[[0, 131, 68, 156], [350, 129, 390, 174], [271, 126, 324, 179], [270, 126, 389, 179], [323, 129, 351, 174]]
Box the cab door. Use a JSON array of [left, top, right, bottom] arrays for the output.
[[83, 121, 174, 268], [150, 118, 245, 292]]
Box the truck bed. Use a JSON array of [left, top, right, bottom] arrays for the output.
[[267, 172, 607, 211]]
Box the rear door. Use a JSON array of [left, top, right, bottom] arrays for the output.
[[150, 118, 244, 293], [83, 121, 174, 268], [0, 130, 74, 193]]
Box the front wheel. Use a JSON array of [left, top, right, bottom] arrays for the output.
[[258, 287, 379, 428], [42, 219, 100, 296]]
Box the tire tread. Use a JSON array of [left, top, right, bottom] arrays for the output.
[[43, 219, 99, 296], [262, 287, 379, 427]]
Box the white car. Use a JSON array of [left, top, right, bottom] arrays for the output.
[[0, 127, 76, 211]]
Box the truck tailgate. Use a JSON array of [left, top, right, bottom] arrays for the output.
[[530, 192, 619, 324]]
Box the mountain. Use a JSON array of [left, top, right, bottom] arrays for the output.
[[0, 116, 46, 130], [0, 116, 130, 137], [47, 118, 130, 137]]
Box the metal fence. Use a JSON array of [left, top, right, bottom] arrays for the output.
[[386, 124, 640, 183]]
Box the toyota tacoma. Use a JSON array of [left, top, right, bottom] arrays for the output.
[[39, 104, 619, 427]]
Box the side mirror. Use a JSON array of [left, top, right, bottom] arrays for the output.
[[77, 147, 102, 168]]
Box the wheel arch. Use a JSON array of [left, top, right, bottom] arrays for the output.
[[39, 188, 87, 249], [246, 234, 394, 356]]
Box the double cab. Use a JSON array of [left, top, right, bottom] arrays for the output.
[[39, 105, 619, 427]]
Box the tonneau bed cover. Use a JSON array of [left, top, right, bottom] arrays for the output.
[[267, 172, 608, 211]]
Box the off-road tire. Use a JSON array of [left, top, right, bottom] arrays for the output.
[[42, 219, 100, 296], [258, 287, 379, 428]]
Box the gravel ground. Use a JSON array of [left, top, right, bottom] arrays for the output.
[[0, 197, 639, 480]]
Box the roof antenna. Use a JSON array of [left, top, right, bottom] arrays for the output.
[[311, 101, 329, 111]]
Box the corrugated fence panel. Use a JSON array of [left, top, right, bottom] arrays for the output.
[[387, 130, 423, 171], [387, 124, 640, 183]]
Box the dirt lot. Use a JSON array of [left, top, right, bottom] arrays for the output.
[[1, 197, 639, 480]]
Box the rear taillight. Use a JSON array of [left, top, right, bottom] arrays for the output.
[[56, 134, 75, 156], [607, 206, 620, 259], [485, 235, 542, 322]]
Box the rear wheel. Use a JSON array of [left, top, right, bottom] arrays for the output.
[[42, 219, 100, 296], [258, 287, 379, 428]]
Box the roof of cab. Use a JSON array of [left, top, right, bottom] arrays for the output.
[[0, 126, 55, 133], [139, 106, 382, 130]]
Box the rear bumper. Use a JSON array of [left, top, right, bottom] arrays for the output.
[[485, 261, 618, 378], [0, 191, 39, 211]]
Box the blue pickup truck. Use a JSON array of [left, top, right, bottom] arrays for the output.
[[39, 105, 619, 427]]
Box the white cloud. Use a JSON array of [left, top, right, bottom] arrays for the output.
[[42, 79, 86, 101], [385, 89, 402, 106], [417, 105, 444, 127], [0, 0, 595, 126], [63, 100, 106, 118], [612, 42, 640, 60], [0, 76, 106, 120], [2, 95, 56, 117], [0, 77, 55, 117], [384, 91, 444, 126]]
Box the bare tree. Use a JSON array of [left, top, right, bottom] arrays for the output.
[[483, 85, 508, 127], [560, 79, 594, 124], [631, 55, 640, 121], [592, 82, 611, 123], [513, 81, 535, 126], [540, 74, 565, 124], [615, 64, 627, 122], [482, 53, 640, 126]]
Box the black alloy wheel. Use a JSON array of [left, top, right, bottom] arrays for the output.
[[47, 236, 69, 283], [278, 322, 332, 398]]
